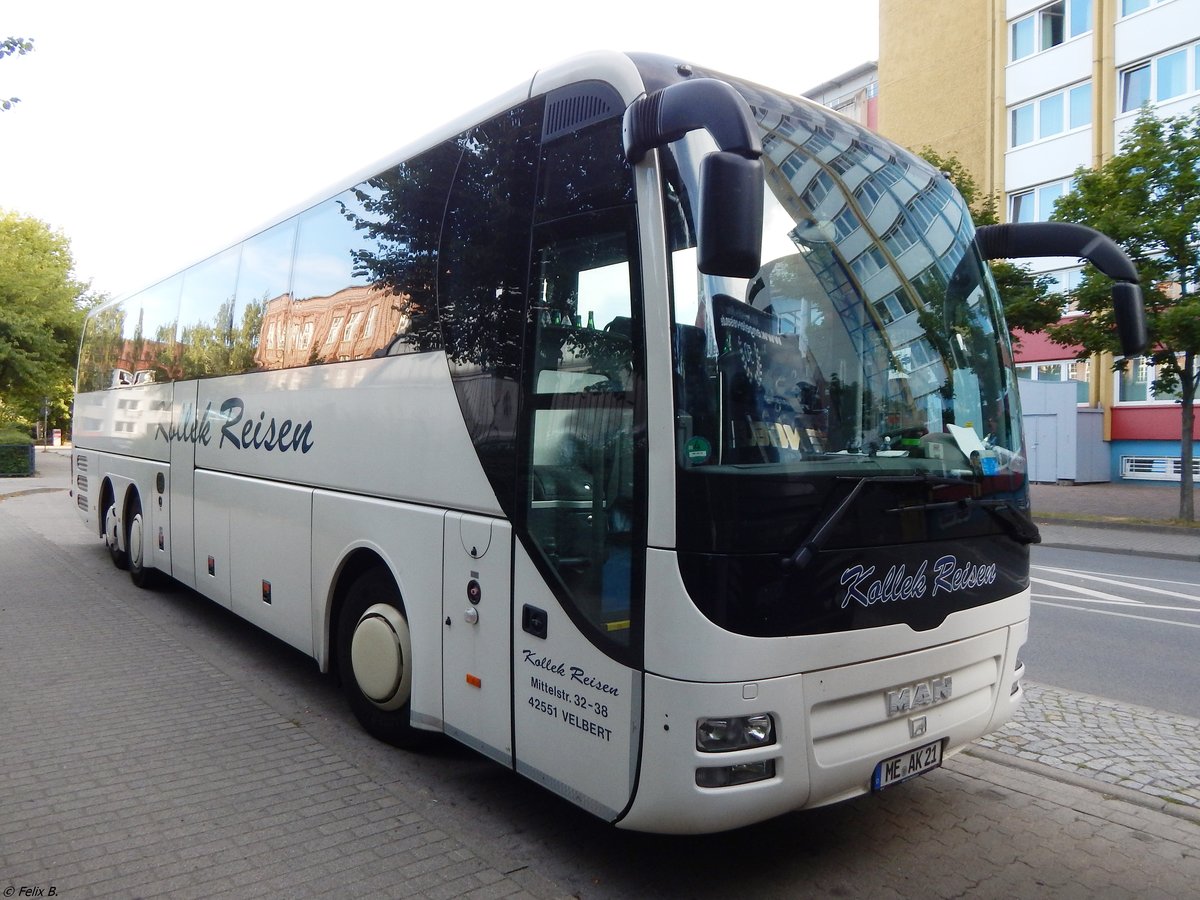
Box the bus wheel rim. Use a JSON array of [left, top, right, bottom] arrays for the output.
[[129, 513, 144, 567], [106, 504, 120, 549]]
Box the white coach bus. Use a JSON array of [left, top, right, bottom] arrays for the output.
[[72, 52, 1145, 833]]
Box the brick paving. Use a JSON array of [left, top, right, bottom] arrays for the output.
[[0, 492, 553, 899], [975, 682, 1200, 814]]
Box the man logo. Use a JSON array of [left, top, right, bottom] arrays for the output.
[[886, 676, 953, 717]]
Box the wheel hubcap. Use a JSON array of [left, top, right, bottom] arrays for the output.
[[351, 614, 402, 702], [129, 514, 143, 567], [349, 602, 412, 710]]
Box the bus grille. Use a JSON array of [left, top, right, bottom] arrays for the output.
[[808, 654, 1000, 768]]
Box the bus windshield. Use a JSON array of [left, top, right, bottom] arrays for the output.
[[667, 77, 1027, 565]]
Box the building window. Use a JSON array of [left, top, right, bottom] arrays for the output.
[[1116, 355, 1195, 403], [1044, 266, 1086, 306], [832, 206, 861, 240], [850, 246, 887, 282], [780, 151, 806, 180], [1117, 357, 1151, 402], [1011, 104, 1035, 146], [802, 171, 836, 209], [325, 315, 344, 345], [1157, 49, 1187, 101], [1017, 358, 1090, 401], [872, 290, 915, 325], [343, 310, 364, 342], [1121, 63, 1152, 111], [1010, 82, 1091, 147], [1069, 82, 1092, 128], [1120, 0, 1168, 17], [1011, 0, 1092, 62], [1120, 40, 1200, 113], [1008, 178, 1073, 223], [883, 216, 919, 257]]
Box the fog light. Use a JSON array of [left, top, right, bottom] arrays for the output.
[[697, 713, 776, 752], [695, 759, 776, 788]]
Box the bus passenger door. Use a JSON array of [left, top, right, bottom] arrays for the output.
[[442, 512, 513, 766]]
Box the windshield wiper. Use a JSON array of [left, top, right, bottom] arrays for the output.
[[780, 472, 977, 572], [885, 496, 1041, 545]]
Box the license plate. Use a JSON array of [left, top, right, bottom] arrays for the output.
[[872, 739, 943, 790]]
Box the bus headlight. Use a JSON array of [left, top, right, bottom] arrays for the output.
[[696, 713, 776, 752]]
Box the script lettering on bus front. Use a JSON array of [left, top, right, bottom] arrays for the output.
[[154, 398, 315, 454], [838, 555, 998, 609]]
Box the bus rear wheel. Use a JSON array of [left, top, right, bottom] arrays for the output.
[[127, 494, 157, 589], [336, 567, 426, 748]]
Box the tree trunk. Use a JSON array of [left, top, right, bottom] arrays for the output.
[[1179, 351, 1196, 522]]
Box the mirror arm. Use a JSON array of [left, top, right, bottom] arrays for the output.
[[975, 222, 1148, 358], [622, 78, 762, 164]]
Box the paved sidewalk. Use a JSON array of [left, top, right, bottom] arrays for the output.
[[974, 683, 1200, 820], [1030, 480, 1199, 562]]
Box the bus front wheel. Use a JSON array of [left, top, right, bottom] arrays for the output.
[[336, 568, 425, 748]]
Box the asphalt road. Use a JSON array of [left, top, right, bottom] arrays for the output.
[[1026, 545, 1200, 719]]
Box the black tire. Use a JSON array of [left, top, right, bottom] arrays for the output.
[[336, 567, 426, 748], [104, 490, 128, 570], [127, 494, 158, 589]]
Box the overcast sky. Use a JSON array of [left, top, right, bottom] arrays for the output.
[[1, 0, 878, 299]]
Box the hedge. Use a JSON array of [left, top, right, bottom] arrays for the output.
[[0, 428, 35, 476]]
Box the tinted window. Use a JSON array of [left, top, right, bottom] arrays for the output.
[[241, 220, 298, 371], [176, 247, 244, 378], [439, 99, 545, 509], [121, 277, 182, 385], [286, 193, 376, 364], [342, 142, 461, 355], [77, 303, 127, 392], [524, 105, 643, 654]]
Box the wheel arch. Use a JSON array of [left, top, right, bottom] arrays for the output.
[[98, 476, 121, 539]]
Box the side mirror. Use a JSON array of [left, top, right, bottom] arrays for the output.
[[698, 151, 764, 277], [1111, 282, 1147, 360], [975, 222, 1148, 357]]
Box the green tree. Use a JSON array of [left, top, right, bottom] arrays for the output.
[[916, 147, 1061, 340], [0, 209, 90, 436], [1049, 107, 1200, 522], [1, 36, 34, 111]]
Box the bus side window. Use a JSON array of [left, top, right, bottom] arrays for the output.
[[523, 109, 642, 649], [526, 216, 639, 643], [237, 220, 298, 372], [176, 247, 241, 378]]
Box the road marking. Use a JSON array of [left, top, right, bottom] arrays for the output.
[[1034, 593, 1200, 614], [1034, 600, 1200, 631], [1033, 565, 1200, 604], [1029, 575, 1144, 605]]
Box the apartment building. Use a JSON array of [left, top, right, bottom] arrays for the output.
[[878, 0, 1200, 482]]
